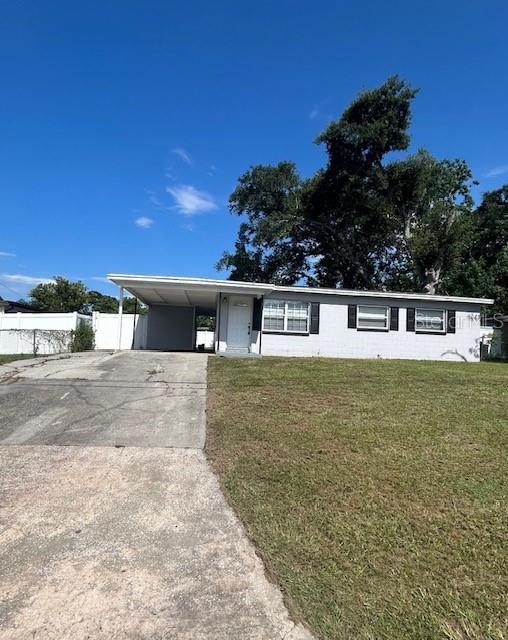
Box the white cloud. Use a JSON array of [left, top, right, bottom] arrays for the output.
[[165, 167, 177, 181], [88, 276, 111, 284], [309, 106, 319, 120], [135, 216, 154, 229], [485, 164, 508, 178], [0, 251, 16, 257], [309, 103, 334, 123], [172, 147, 192, 165], [167, 184, 217, 216], [0, 274, 55, 286], [145, 189, 164, 208]]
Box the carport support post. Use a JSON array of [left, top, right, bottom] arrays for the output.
[[117, 286, 124, 350]]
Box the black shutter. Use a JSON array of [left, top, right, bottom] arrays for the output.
[[447, 310, 456, 334], [390, 307, 399, 331], [406, 307, 415, 332], [310, 303, 320, 334], [252, 297, 263, 331], [348, 305, 357, 329]]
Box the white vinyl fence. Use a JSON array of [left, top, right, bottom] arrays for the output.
[[1, 311, 214, 355], [196, 329, 215, 350], [92, 312, 147, 350], [0, 312, 91, 355]]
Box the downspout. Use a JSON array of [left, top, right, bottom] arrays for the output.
[[259, 295, 264, 355], [216, 291, 222, 354]]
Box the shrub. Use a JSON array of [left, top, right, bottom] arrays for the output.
[[70, 320, 95, 352]]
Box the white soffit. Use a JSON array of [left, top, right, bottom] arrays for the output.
[[107, 274, 273, 307]]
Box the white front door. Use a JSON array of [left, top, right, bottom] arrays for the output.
[[227, 296, 252, 350]]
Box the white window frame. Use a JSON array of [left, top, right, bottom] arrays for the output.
[[415, 308, 446, 334], [356, 304, 390, 331], [262, 299, 311, 334]]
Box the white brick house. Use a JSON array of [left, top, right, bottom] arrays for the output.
[[108, 274, 493, 362]]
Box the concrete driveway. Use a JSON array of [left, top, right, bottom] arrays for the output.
[[0, 352, 311, 640]]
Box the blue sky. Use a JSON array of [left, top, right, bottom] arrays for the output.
[[1, 1, 507, 300]]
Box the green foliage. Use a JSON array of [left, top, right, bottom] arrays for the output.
[[221, 76, 419, 289], [28, 278, 147, 315], [85, 290, 118, 313], [70, 319, 95, 352], [217, 162, 308, 284], [29, 276, 88, 313], [196, 315, 215, 330], [219, 76, 505, 311], [123, 296, 147, 315], [444, 185, 508, 314], [85, 290, 147, 314], [386, 150, 476, 294], [308, 77, 418, 288]]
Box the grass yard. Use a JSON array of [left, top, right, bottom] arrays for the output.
[[207, 357, 508, 640], [0, 354, 36, 365]]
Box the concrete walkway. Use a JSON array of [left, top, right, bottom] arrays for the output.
[[0, 352, 312, 640]]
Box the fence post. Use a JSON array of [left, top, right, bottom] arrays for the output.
[[33, 329, 37, 356]]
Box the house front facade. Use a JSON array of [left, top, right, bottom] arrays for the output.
[[108, 274, 493, 362]]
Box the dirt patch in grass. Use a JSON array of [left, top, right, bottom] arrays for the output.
[[207, 357, 508, 640]]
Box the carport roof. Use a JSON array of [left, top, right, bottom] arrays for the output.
[[107, 273, 494, 307], [107, 274, 273, 307]]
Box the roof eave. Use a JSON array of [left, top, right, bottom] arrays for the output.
[[106, 274, 494, 306]]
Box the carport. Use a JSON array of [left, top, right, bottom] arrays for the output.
[[108, 274, 272, 353]]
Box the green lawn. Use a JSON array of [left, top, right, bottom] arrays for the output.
[[207, 357, 508, 640], [0, 354, 36, 365]]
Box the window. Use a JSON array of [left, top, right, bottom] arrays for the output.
[[357, 305, 389, 331], [263, 300, 285, 331], [415, 308, 446, 333], [263, 299, 310, 333]]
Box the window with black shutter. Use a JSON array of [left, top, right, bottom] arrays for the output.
[[390, 307, 399, 331], [252, 297, 263, 331], [347, 305, 357, 328], [406, 307, 415, 332], [310, 303, 320, 334]]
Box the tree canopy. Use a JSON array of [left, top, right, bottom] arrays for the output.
[[27, 277, 146, 314], [29, 277, 88, 313], [218, 76, 507, 313]]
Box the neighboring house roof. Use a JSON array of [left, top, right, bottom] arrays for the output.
[[108, 273, 495, 308], [0, 297, 37, 313]]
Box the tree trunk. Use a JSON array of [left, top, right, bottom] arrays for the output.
[[422, 265, 442, 295]]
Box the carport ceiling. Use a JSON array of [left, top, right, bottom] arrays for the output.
[[107, 274, 273, 308]]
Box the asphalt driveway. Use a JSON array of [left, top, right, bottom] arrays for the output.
[[0, 352, 311, 640], [0, 351, 206, 448]]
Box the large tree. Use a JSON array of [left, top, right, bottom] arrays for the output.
[[386, 150, 475, 294], [29, 276, 88, 313], [219, 76, 487, 298], [28, 278, 146, 314], [220, 76, 420, 289], [444, 184, 508, 314], [306, 76, 418, 289], [85, 290, 119, 313], [217, 162, 308, 284]]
